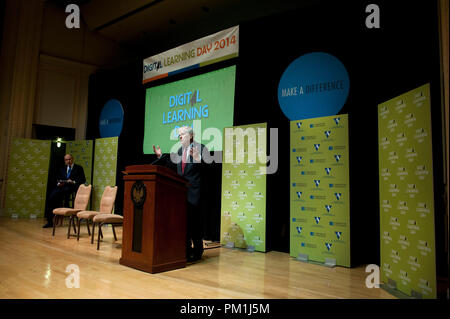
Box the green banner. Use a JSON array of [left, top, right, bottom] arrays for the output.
[[92, 137, 118, 212], [290, 115, 351, 267], [66, 140, 94, 185], [378, 83, 436, 298], [220, 123, 267, 252], [143, 65, 236, 154], [5, 139, 51, 218]]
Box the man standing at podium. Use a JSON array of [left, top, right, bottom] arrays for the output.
[[153, 126, 207, 262]]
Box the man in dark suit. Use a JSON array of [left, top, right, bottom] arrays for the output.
[[43, 153, 86, 228], [153, 126, 208, 262]]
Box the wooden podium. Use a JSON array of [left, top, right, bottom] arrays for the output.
[[119, 164, 188, 273]]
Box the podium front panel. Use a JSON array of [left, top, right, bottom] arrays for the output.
[[120, 167, 188, 273]]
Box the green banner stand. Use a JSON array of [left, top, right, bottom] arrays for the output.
[[92, 137, 118, 212], [220, 123, 267, 252], [378, 83, 437, 299], [5, 139, 51, 218], [290, 114, 351, 267]]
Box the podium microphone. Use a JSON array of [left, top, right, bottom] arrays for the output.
[[150, 153, 167, 165]]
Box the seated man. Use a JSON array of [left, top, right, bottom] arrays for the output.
[[43, 153, 86, 228]]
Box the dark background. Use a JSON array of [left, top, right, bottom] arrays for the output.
[[85, 0, 446, 273]]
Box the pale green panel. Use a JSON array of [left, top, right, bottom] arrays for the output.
[[92, 137, 118, 211], [378, 83, 436, 299], [66, 140, 94, 185], [5, 139, 51, 218], [220, 123, 267, 252], [290, 115, 351, 267]]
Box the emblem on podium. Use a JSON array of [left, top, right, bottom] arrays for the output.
[[131, 181, 146, 207]]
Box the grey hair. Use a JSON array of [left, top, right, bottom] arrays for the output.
[[179, 126, 194, 136]]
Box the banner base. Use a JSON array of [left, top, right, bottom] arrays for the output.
[[380, 283, 415, 299], [296, 253, 308, 262], [324, 258, 336, 267], [225, 242, 235, 249], [295, 254, 336, 268]]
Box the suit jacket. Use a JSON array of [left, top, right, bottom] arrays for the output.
[[159, 141, 207, 206], [56, 163, 86, 191]]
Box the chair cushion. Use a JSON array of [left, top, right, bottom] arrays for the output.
[[93, 214, 123, 224], [53, 208, 82, 216], [77, 210, 101, 219]]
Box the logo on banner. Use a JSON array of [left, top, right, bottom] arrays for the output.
[[314, 144, 320, 151], [99, 99, 124, 138], [296, 122, 303, 129], [314, 217, 321, 224], [143, 26, 239, 83], [325, 168, 332, 175], [325, 243, 333, 251], [296, 156, 303, 164], [325, 204, 332, 213], [334, 154, 342, 162], [296, 227, 303, 234], [278, 52, 350, 120], [325, 131, 331, 138], [314, 180, 320, 187], [296, 192, 303, 199], [335, 193, 342, 200], [334, 117, 341, 125], [335, 231, 342, 240]]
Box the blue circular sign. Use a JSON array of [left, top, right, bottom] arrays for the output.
[[278, 52, 350, 120], [99, 99, 124, 137]]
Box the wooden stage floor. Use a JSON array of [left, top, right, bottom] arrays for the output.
[[0, 217, 396, 299]]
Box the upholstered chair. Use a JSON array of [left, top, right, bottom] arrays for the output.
[[52, 184, 92, 238], [92, 213, 123, 250], [76, 186, 117, 241]]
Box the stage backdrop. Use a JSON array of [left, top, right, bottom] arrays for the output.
[[220, 123, 267, 252], [91, 137, 118, 212], [5, 139, 51, 218], [290, 114, 351, 267], [378, 83, 436, 299]]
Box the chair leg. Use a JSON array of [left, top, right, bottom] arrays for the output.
[[52, 215, 56, 236], [77, 218, 81, 241], [112, 225, 117, 241], [91, 222, 95, 244], [72, 216, 77, 234], [86, 219, 91, 236], [100, 227, 103, 239], [67, 216, 71, 239], [97, 223, 102, 250], [75, 217, 79, 234]]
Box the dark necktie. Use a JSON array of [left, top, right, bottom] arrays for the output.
[[67, 166, 72, 178]]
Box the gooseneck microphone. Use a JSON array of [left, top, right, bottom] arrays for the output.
[[150, 153, 167, 165]]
